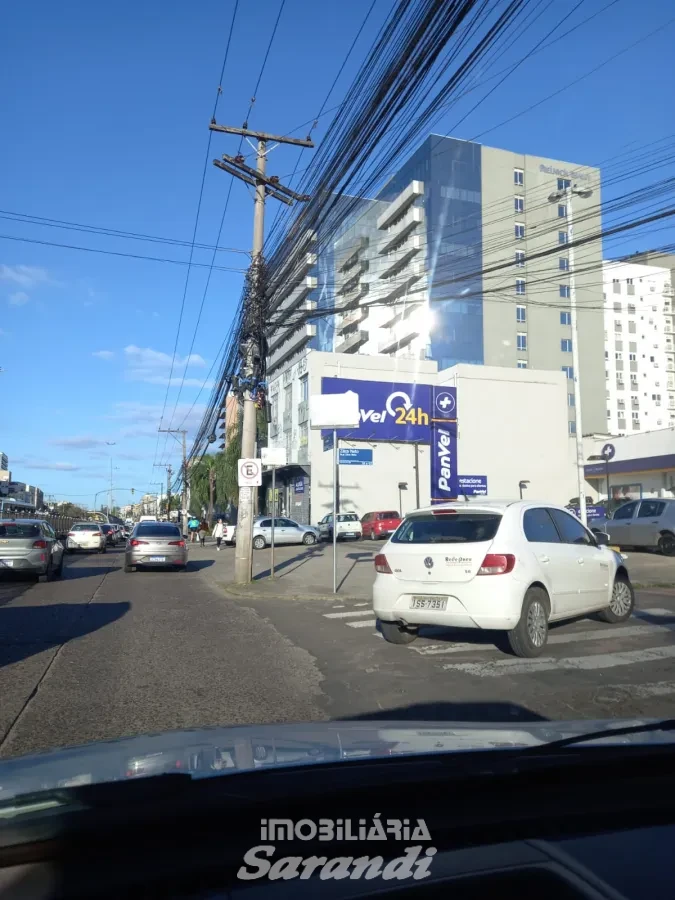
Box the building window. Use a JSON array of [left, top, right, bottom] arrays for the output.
[[299, 374, 308, 402], [515, 250, 525, 267], [568, 393, 575, 407], [517, 332, 527, 351], [560, 311, 571, 325], [515, 223, 525, 240], [559, 284, 570, 299], [514, 168, 524, 186], [558, 178, 571, 191], [632, 411, 640, 421], [615, 351, 623, 360], [517, 360, 528, 369], [558, 204, 567, 218], [629, 353, 637, 361], [561, 339, 572, 353], [516, 279, 526, 295], [613, 302, 622, 312], [516, 305, 526, 323], [559, 257, 569, 271], [562, 365, 574, 379], [558, 231, 569, 245], [627, 303, 636, 314], [514, 195, 524, 213], [569, 421, 577, 435]]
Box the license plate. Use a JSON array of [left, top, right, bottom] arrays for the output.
[[410, 596, 447, 610], [343, 532, 356, 537], [0, 559, 15, 568], [149, 556, 166, 562]]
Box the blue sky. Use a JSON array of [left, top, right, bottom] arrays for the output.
[[1, 0, 673, 506]]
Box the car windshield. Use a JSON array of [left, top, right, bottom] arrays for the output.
[[337, 514, 359, 522], [135, 525, 181, 538], [392, 512, 502, 544], [378, 511, 400, 519], [100, 525, 113, 533], [0, 523, 40, 538], [72, 524, 99, 532]]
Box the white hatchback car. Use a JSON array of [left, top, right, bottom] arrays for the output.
[[372, 500, 633, 658]]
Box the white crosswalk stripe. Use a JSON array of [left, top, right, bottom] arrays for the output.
[[324, 610, 374, 619], [347, 619, 378, 628]]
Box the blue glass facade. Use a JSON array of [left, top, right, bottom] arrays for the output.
[[311, 135, 484, 368]]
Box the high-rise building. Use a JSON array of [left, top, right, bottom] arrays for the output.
[[603, 260, 674, 434], [266, 134, 606, 436], [0, 452, 8, 472]]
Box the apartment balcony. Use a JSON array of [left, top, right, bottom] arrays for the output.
[[376, 180, 424, 230], [382, 300, 418, 329], [338, 237, 369, 273], [269, 272, 318, 317], [378, 207, 425, 255], [335, 329, 368, 355], [629, 361, 638, 373], [379, 328, 419, 356], [335, 282, 369, 311], [379, 261, 425, 305], [339, 306, 365, 334], [282, 410, 292, 432], [337, 263, 368, 296], [267, 323, 317, 373], [615, 360, 624, 372], [379, 235, 424, 280]]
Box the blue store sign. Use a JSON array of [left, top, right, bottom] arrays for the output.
[[430, 386, 459, 504], [294, 478, 305, 494], [339, 448, 373, 466], [458, 475, 488, 496]]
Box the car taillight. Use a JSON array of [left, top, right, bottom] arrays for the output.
[[168, 540, 185, 547], [129, 539, 149, 547], [32, 539, 48, 549], [68, 532, 75, 537], [477, 553, 516, 575], [374, 553, 392, 574]]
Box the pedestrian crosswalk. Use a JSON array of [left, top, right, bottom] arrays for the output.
[[319, 602, 675, 681]]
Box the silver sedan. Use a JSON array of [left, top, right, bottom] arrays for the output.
[[251, 517, 320, 550], [125, 522, 188, 572]]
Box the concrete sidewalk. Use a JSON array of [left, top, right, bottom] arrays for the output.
[[194, 537, 673, 601]]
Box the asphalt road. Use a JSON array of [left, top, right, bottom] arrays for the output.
[[1, 541, 675, 761]]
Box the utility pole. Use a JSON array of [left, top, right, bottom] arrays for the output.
[[153, 463, 172, 522], [210, 122, 313, 584], [158, 428, 188, 535]]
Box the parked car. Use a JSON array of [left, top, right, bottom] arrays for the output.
[[0, 519, 65, 581], [66, 522, 106, 554], [223, 517, 319, 549], [361, 510, 402, 541], [372, 499, 633, 658], [125, 522, 188, 573], [318, 513, 362, 541], [597, 498, 675, 556]]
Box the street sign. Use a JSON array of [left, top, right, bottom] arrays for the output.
[[338, 448, 373, 466], [310, 391, 360, 429], [261, 447, 287, 467], [238, 459, 262, 488], [602, 443, 616, 460], [294, 478, 305, 494]]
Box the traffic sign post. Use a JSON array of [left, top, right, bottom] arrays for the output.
[[238, 459, 262, 488], [261, 448, 287, 580]]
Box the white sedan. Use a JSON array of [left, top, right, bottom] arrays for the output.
[[372, 499, 633, 658]]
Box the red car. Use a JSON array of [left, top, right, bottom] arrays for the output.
[[361, 510, 402, 541]]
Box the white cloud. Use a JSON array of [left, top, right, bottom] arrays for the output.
[[123, 344, 208, 387], [110, 400, 207, 436], [92, 350, 115, 360], [0, 264, 51, 289], [49, 436, 112, 450], [8, 291, 29, 306], [21, 460, 81, 472]]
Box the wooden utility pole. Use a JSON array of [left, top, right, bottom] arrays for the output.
[[210, 122, 313, 584], [153, 462, 173, 522]]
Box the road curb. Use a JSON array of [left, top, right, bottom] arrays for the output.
[[217, 582, 367, 603], [633, 582, 675, 590]]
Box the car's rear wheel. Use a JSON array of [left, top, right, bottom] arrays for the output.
[[124, 563, 136, 573], [378, 619, 419, 645], [658, 532, 675, 556], [99, 545, 107, 554], [507, 587, 549, 658], [598, 574, 634, 623], [38, 561, 53, 584], [302, 532, 316, 545], [53, 554, 64, 577], [369, 529, 376, 541], [252, 535, 266, 550]]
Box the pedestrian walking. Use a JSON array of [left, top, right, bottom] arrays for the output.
[[188, 516, 200, 543], [199, 519, 209, 547], [213, 518, 225, 551]]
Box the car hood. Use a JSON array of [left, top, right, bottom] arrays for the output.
[[0, 718, 672, 800]]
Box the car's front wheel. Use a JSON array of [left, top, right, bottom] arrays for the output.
[[598, 573, 634, 623], [252, 535, 266, 550], [507, 587, 549, 657], [302, 532, 316, 545], [378, 619, 419, 645], [658, 532, 675, 556]]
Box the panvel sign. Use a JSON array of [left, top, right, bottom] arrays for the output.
[[320, 378, 433, 442], [430, 386, 459, 504]]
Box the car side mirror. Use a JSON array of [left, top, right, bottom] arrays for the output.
[[595, 531, 610, 546]]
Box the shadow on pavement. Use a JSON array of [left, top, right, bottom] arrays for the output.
[[337, 551, 376, 592], [187, 560, 214, 571], [63, 565, 121, 580], [254, 546, 326, 580], [0, 601, 131, 669], [336, 701, 548, 724]]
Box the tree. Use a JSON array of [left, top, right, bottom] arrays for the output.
[[189, 455, 219, 522]]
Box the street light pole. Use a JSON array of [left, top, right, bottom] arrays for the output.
[[548, 185, 593, 527]]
